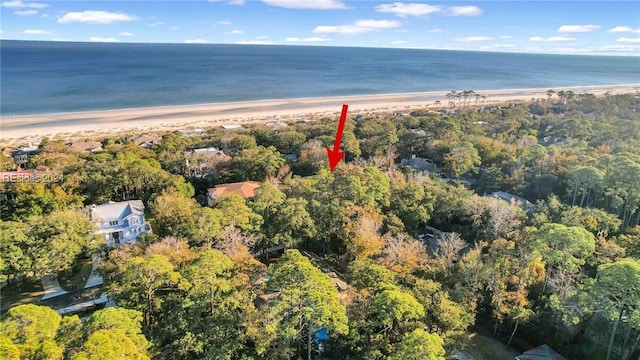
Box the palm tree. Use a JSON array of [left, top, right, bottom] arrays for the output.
[[466, 90, 476, 108], [565, 90, 575, 104], [546, 89, 555, 107], [461, 90, 469, 108], [557, 90, 566, 105], [446, 90, 457, 108]]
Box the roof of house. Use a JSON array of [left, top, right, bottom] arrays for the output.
[[12, 146, 39, 155], [409, 129, 428, 137], [68, 141, 103, 153], [89, 200, 145, 222], [207, 181, 261, 200], [487, 191, 534, 211], [515, 345, 567, 360], [188, 147, 226, 156], [264, 121, 288, 129], [174, 128, 206, 137], [131, 134, 161, 146], [400, 157, 439, 172], [221, 124, 243, 129]]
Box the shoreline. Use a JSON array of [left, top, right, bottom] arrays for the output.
[[2, 84, 639, 145]]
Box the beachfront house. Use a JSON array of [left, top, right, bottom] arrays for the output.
[[264, 121, 288, 130], [207, 181, 261, 206], [12, 145, 39, 167], [130, 134, 162, 149], [221, 124, 243, 130], [90, 200, 151, 247], [174, 128, 206, 137], [68, 140, 103, 153]]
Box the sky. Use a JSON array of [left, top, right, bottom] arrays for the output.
[[1, 0, 640, 55]]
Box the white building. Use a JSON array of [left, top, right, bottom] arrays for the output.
[[90, 200, 150, 247]]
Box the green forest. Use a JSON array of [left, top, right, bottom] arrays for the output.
[[1, 93, 639, 360]]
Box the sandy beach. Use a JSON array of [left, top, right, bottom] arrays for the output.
[[2, 84, 638, 145]]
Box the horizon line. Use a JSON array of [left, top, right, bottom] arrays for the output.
[[1, 38, 639, 57]]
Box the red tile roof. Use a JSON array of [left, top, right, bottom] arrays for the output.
[[207, 181, 261, 200]]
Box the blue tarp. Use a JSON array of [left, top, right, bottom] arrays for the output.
[[314, 327, 329, 344]]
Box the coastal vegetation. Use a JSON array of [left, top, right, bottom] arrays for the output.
[[1, 92, 640, 359]]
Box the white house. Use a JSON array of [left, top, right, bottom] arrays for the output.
[[89, 200, 150, 247]]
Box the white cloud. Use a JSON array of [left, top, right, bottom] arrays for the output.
[[391, 40, 409, 44], [185, 39, 208, 44], [285, 36, 329, 42], [236, 40, 275, 45], [314, 19, 401, 35], [608, 26, 640, 34], [456, 36, 493, 42], [375, 3, 482, 17], [217, 20, 232, 25], [557, 24, 600, 33], [445, 5, 482, 16], [118, 32, 134, 36], [208, 0, 245, 5], [500, 35, 512, 39], [617, 37, 640, 43], [58, 11, 138, 24], [149, 21, 164, 27], [90, 37, 119, 42], [51, 38, 69, 41], [355, 19, 400, 29], [261, 0, 346, 10], [225, 29, 244, 35], [14, 9, 36, 15], [429, 28, 442, 33], [23, 29, 50, 34], [256, 36, 268, 40], [375, 2, 442, 17], [529, 36, 575, 42], [2, 0, 48, 9]]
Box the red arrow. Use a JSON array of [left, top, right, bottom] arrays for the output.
[[326, 104, 349, 172]]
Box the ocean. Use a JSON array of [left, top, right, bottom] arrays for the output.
[[1, 40, 639, 115]]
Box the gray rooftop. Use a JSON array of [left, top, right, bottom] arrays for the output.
[[487, 191, 534, 211], [90, 200, 144, 221], [516, 345, 567, 360]]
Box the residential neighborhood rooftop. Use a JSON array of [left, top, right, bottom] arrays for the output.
[[515, 344, 567, 360], [486, 191, 534, 211], [68, 140, 103, 153], [89, 200, 145, 222], [187, 147, 227, 156], [207, 181, 262, 200], [130, 134, 162, 148]]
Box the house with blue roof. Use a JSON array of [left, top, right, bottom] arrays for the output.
[[89, 200, 151, 247]]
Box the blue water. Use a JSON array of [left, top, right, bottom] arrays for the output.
[[1, 40, 639, 115]]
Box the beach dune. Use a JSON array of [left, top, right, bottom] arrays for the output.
[[1, 84, 638, 144]]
